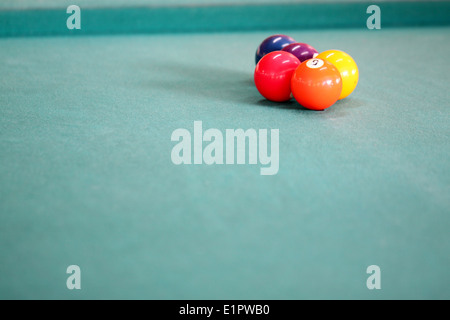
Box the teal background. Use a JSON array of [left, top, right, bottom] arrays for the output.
[[1, 0, 443, 9], [0, 1, 449, 300], [1, 1, 450, 37]]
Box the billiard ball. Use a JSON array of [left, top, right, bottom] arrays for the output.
[[291, 58, 342, 110], [281, 43, 318, 63], [316, 50, 358, 100], [254, 51, 300, 102], [255, 34, 296, 64]]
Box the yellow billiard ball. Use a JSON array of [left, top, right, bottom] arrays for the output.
[[316, 50, 359, 100]]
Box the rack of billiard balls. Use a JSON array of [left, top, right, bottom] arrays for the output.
[[254, 35, 359, 111]]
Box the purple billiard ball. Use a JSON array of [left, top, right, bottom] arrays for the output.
[[281, 43, 318, 63], [255, 34, 296, 64]]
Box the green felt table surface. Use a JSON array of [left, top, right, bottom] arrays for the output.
[[0, 25, 449, 299]]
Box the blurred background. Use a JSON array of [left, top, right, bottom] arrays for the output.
[[1, 0, 449, 37]]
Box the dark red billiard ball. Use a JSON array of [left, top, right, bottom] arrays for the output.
[[254, 51, 300, 102], [255, 34, 296, 64], [281, 43, 318, 63], [291, 58, 343, 110]]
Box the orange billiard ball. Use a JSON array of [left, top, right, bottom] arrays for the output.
[[254, 51, 300, 102], [291, 58, 342, 110]]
